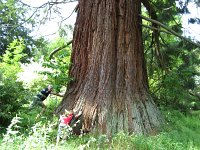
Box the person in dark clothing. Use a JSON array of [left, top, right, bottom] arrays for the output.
[[29, 85, 53, 115], [36, 85, 52, 101]]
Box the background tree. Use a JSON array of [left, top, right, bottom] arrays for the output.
[[141, 0, 200, 111], [0, 0, 45, 61]]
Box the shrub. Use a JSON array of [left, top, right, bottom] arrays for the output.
[[0, 39, 29, 128]]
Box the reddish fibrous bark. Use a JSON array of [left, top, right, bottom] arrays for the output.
[[56, 0, 163, 135]]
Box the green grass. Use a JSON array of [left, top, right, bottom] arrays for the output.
[[162, 109, 200, 150], [0, 104, 199, 150]]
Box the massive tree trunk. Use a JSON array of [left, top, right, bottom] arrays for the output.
[[56, 0, 163, 135]]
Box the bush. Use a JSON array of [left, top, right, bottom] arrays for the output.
[[0, 39, 30, 128]]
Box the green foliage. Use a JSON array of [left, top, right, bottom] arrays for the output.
[[142, 0, 200, 110], [0, 115, 56, 150], [0, 39, 29, 128], [1, 116, 23, 147], [15, 96, 61, 134], [0, 0, 46, 61], [40, 38, 72, 92], [148, 43, 200, 110], [163, 109, 200, 149], [1, 109, 199, 150], [1, 39, 26, 64]]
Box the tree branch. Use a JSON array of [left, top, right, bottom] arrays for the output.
[[188, 91, 200, 101], [59, 4, 78, 26], [140, 24, 171, 34], [51, 92, 64, 97], [49, 40, 72, 59], [16, 0, 78, 34], [142, 0, 165, 69], [139, 14, 200, 48], [19, 0, 78, 8]]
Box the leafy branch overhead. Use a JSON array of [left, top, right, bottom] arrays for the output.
[[49, 40, 72, 60], [140, 15, 200, 48], [141, 0, 200, 73]]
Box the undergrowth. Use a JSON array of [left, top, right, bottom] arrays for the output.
[[0, 107, 199, 150]]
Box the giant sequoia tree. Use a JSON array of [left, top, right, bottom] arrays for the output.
[[56, 0, 164, 135]]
